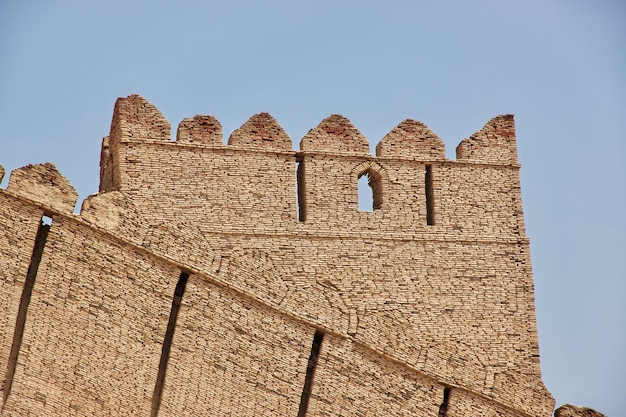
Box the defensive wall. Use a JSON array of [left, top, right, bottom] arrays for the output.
[[0, 94, 554, 416]]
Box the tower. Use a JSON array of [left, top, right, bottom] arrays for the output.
[[0, 95, 554, 416]]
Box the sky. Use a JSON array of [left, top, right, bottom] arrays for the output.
[[0, 1, 624, 415]]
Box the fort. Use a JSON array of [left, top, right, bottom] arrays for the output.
[[0, 94, 555, 416]]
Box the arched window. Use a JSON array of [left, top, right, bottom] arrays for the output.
[[357, 168, 382, 212]]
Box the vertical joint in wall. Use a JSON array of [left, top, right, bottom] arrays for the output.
[[2, 214, 52, 407], [425, 164, 435, 226], [151, 271, 189, 417], [297, 330, 324, 417], [296, 155, 306, 222]]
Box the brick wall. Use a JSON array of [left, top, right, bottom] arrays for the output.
[[0, 95, 555, 416]]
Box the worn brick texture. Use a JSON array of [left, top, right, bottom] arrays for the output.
[[0, 94, 554, 416]]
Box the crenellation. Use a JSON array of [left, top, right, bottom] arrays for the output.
[[176, 115, 222, 145], [300, 114, 370, 154], [376, 119, 446, 160], [0, 95, 556, 417], [227, 112, 292, 151], [6, 163, 78, 214], [110, 94, 171, 143], [79, 190, 148, 246], [456, 115, 518, 164]]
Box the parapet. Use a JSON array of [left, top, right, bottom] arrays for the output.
[[96, 95, 528, 238], [6, 163, 77, 213], [105, 94, 518, 165]]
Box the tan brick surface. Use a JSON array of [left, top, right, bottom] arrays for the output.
[[159, 275, 312, 416], [308, 334, 444, 416], [0, 95, 555, 416], [1, 216, 180, 415], [0, 194, 44, 397]]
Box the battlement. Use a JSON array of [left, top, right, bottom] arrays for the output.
[[106, 95, 518, 160], [99, 95, 525, 239], [0, 96, 554, 417]]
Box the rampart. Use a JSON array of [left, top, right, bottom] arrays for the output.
[[0, 95, 554, 416]]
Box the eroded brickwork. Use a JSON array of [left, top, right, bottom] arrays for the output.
[[0, 94, 555, 416]]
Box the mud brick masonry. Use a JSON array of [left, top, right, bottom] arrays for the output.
[[0, 95, 555, 416]]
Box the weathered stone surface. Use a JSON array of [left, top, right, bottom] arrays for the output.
[[110, 94, 171, 142], [456, 114, 518, 164], [177, 115, 222, 145], [300, 114, 370, 154], [555, 405, 607, 417], [376, 119, 446, 160], [6, 162, 77, 213], [79, 190, 147, 245], [228, 112, 291, 150]]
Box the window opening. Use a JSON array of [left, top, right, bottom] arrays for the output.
[[358, 169, 382, 212], [151, 271, 189, 417], [297, 330, 324, 417]]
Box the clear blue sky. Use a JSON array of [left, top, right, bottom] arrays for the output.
[[1, 1, 624, 415]]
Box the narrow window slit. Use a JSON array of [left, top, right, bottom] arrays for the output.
[[151, 271, 189, 417], [297, 330, 324, 417], [438, 386, 451, 417], [296, 158, 306, 222], [425, 164, 435, 226], [3, 215, 52, 404]]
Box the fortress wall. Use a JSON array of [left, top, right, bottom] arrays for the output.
[[0, 193, 44, 394], [1, 215, 181, 416], [307, 333, 444, 416], [102, 128, 525, 240], [99, 96, 526, 239], [299, 156, 524, 237], [447, 389, 528, 417], [434, 163, 525, 236], [116, 141, 298, 230], [159, 274, 312, 416], [106, 141, 526, 238], [296, 154, 416, 229], [0, 96, 556, 416], [192, 233, 551, 415]]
